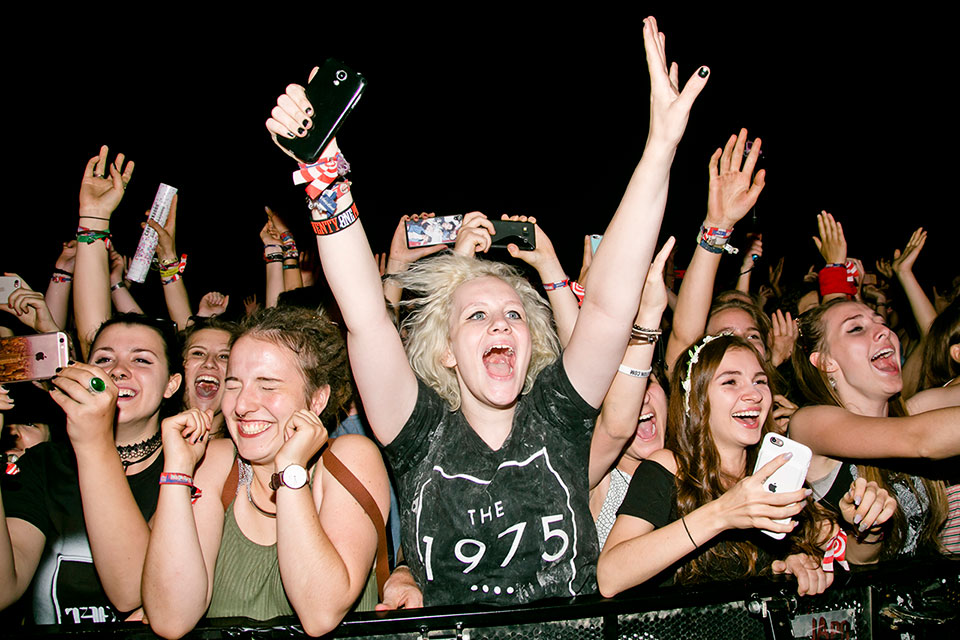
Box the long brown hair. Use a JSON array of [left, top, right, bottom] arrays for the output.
[[668, 335, 828, 583], [793, 299, 947, 557]]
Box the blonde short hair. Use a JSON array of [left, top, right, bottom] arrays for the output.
[[392, 253, 559, 410]]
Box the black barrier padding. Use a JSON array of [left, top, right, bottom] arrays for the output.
[[5, 557, 958, 639]]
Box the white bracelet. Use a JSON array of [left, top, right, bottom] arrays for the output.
[[618, 364, 651, 378]]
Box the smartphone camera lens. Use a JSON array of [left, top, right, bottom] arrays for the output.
[[333, 69, 348, 87], [771, 436, 783, 446]]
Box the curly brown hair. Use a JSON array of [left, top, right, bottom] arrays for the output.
[[235, 306, 352, 426], [668, 334, 830, 584]]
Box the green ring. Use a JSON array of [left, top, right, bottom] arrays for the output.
[[89, 377, 106, 393]]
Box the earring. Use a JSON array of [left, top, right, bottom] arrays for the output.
[[828, 377, 837, 389]]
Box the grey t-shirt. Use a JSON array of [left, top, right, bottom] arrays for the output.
[[385, 358, 599, 606]]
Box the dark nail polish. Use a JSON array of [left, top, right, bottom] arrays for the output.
[[698, 67, 709, 78], [55, 367, 63, 373], [297, 127, 305, 135], [286, 131, 295, 138], [302, 119, 310, 127], [305, 107, 313, 116], [68, 360, 76, 366]]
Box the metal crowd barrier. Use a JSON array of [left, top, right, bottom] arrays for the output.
[[7, 557, 957, 639]]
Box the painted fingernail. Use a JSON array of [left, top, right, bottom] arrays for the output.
[[68, 360, 76, 366], [286, 131, 295, 138], [698, 67, 709, 78], [784, 452, 793, 460], [853, 514, 862, 525], [55, 367, 63, 373], [859, 521, 869, 532], [305, 107, 313, 116], [302, 119, 310, 127], [297, 127, 305, 135], [854, 496, 861, 507], [804, 488, 813, 496]]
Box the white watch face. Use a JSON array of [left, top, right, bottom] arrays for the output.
[[281, 464, 308, 489]]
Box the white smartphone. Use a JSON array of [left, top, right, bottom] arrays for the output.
[[752, 433, 812, 539], [0, 276, 21, 304]]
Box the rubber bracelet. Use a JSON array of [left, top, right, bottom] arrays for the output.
[[543, 278, 570, 291], [618, 364, 651, 378]]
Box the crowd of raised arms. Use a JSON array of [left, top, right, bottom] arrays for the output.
[[0, 17, 957, 639]]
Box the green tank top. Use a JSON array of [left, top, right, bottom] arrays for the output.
[[207, 499, 380, 621]]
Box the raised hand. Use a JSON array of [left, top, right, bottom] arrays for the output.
[[1, 274, 59, 332], [772, 553, 834, 596], [144, 194, 179, 262], [275, 409, 328, 470], [108, 246, 128, 285], [714, 453, 809, 534], [875, 257, 893, 280], [812, 211, 847, 265], [452, 211, 495, 257], [55, 240, 78, 273], [501, 215, 561, 272], [260, 218, 280, 245], [243, 294, 260, 316], [637, 237, 676, 323], [374, 565, 424, 611], [643, 16, 709, 147], [48, 362, 119, 449], [263, 67, 340, 162], [741, 234, 763, 272], [771, 394, 799, 432], [891, 227, 926, 276], [160, 408, 212, 474], [706, 129, 766, 229], [577, 235, 594, 288], [198, 292, 229, 317], [769, 256, 785, 297], [770, 310, 798, 368], [386, 213, 446, 273], [79, 145, 134, 219], [839, 477, 897, 537]]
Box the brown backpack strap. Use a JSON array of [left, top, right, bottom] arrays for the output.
[[321, 446, 389, 601], [220, 449, 240, 511]]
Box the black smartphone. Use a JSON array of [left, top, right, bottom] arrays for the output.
[[405, 215, 464, 249], [277, 59, 367, 164], [490, 220, 536, 251]]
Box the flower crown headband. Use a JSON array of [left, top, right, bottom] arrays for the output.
[[681, 334, 721, 415]]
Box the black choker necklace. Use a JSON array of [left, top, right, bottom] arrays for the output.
[[116, 430, 162, 468]]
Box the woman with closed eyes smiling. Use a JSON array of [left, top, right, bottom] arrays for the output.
[[789, 299, 960, 562]]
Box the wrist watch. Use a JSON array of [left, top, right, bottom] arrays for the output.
[[270, 464, 308, 490]]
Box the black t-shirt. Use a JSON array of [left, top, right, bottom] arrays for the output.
[[617, 459, 777, 586], [385, 358, 600, 606], [2, 441, 162, 624]]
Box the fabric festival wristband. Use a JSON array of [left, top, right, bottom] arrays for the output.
[[543, 278, 570, 291], [159, 472, 202, 504], [618, 364, 651, 378], [819, 265, 857, 297], [76, 227, 112, 245], [293, 152, 351, 199], [571, 281, 585, 307], [51, 273, 73, 284], [822, 529, 849, 572]]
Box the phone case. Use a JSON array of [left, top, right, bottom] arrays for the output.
[[276, 59, 367, 164], [752, 433, 813, 539], [0, 276, 21, 305], [490, 220, 536, 251], [405, 215, 464, 249], [0, 332, 70, 383]]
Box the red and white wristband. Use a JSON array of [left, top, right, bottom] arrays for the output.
[[159, 472, 203, 504]]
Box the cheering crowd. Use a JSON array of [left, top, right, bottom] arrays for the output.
[[1, 16, 958, 638]]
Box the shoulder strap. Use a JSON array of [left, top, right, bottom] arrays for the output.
[[220, 448, 240, 511], [322, 445, 389, 601]]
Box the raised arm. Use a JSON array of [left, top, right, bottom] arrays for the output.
[[74, 146, 134, 358], [664, 129, 765, 374], [588, 237, 673, 487], [383, 213, 446, 310], [265, 207, 305, 292], [44, 240, 76, 329], [1, 275, 61, 333], [565, 17, 709, 406], [150, 195, 192, 330], [789, 404, 960, 460], [735, 234, 762, 294], [261, 216, 285, 308], [891, 227, 936, 335], [265, 85, 417, 445], [108, 247, 144, 315]]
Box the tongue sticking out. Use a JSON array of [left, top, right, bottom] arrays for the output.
[[636, 418, 657, 440], [872, 353, 899, 374], [483, 347, 513, 377], [196, 381, 220, 399]]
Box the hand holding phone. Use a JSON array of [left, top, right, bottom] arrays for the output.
[[752, 434, 813, 539]]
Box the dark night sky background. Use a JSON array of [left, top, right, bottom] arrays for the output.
[[3, 8, 956, 326]]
